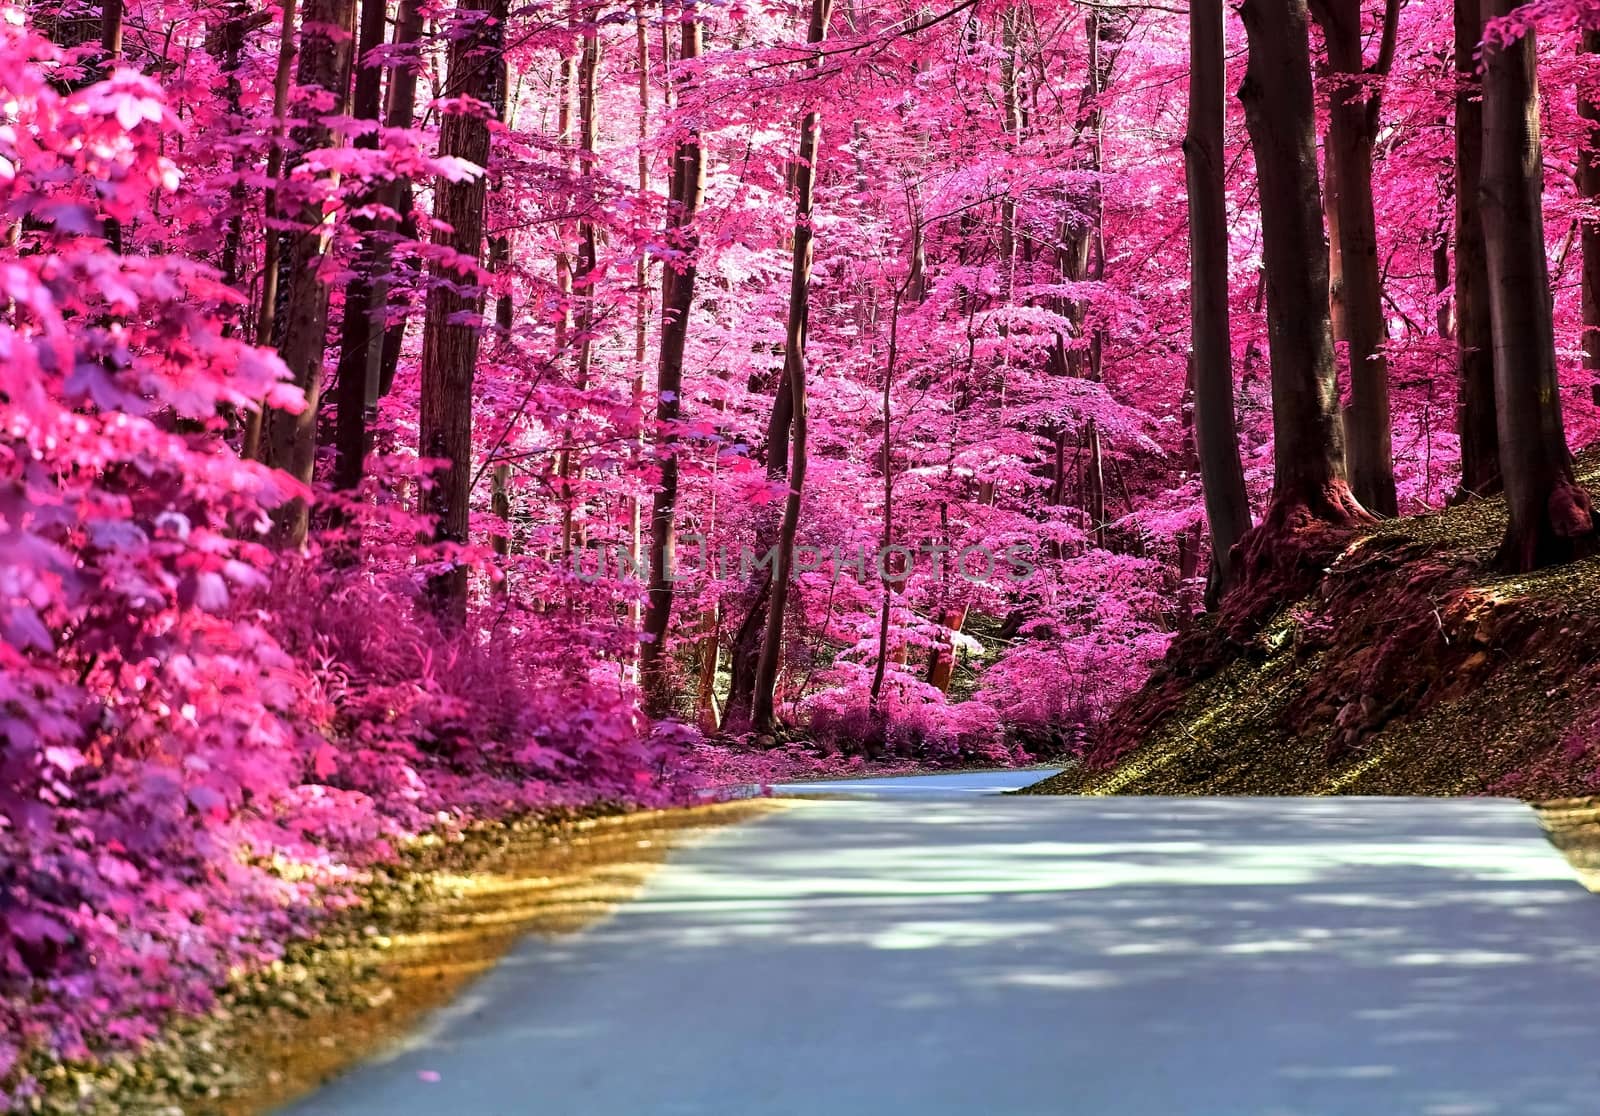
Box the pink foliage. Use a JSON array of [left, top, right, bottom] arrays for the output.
[[5, 0, 1600, 1098]]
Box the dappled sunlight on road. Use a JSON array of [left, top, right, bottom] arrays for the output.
[[284, 795, 1600, 1116]]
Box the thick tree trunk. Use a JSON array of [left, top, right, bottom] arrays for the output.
[[639, 10, 705, 716], [1581, 29, 1600, 408], [1454, 0, 1501, 499], [1184, 0, 1252, 602], [752, 0, 833, 733], [331, 0, 391, 496], [418, 0, 504, 620], [1312, 0, 1399, 516], [259, 0, 358, 546], [1237, 0, 1367, 529], [1479, 7, 1595, 570]]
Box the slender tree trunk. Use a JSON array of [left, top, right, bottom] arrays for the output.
[[332, 0, 391, 496], [1184, 0, 1252, 601], [629, 0, 651, 650], [555, 9, 579, 558], [489, 233, 515, 581], [97, 0, 125, 251], [239, 0, 299, 460], [696, 608, 721, 733], [1455, 0, 1500, 499], [259, 0, 358, 546], [1479, 5, 1595, 570], [568, 14, 601, 551], [1237, 0, 1368, 529], [868, 283, 905, 717], [1312, 0, 1400, 516], [1433, 190, 1453, 339], [639, 8, 705, 716], [752, 0, 833, 733], [1042, 14, 1117, 541], [213, 1, 253, 339], [925, 604, 966, 694], [1324, 127, 1348, 350], [418, 0, 504, 619], [724, 578, 769, 729], [376, 0, 426, 397], [1581, 29, 1600, 408]]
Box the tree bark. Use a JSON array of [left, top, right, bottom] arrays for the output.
[[752, 0, 833, 733], [569, 15, 601, 551], [629, 0, 652, 650], [418, 0, 504, 620], [376, 0, 426, 398], [239, 0, 300, 461], [258, 0, 358, 546], [1581, 29, 1600, 408], [1237, 0, 1367, 529], [331, 0, 391, 496], [555, 8, 579, 558], [1454, 0, 1501, 499], [868, 287, 903, 717], [639, 8, 705, 716], [1184, 0, 1252, 602], [1311, 0, 1399, 516], [1479, 6, 1595, 570]]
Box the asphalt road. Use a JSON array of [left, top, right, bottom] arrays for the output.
[[281, 773, 1600, 1115]]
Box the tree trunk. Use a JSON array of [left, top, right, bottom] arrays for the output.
[[868, 278, 908, 716], [1454, 0, 1500, 499], [1581, 29, 1600, 408], [1184, 0, 1252, 601], [696, 606, 721, 734], [724, 577, 769, 730], [1312, 0, 1399, 516], [1479, 5, 1595, 570], [752, 0, 833, 733], [418, 0, 504, 620], [376, 0, 426, 398], [258, 0, 358, 546], [576, 16, 601, 531], [1237, 0, 1367, 529], [331, 0, 391, 496], [247, 0, 297, 350], [488, 234, 514, 585], [239, 0, 299, 461], [639, 9, 705, 716], [629, 0, 652, 650], [555, 12, 579, 558], [925, 605, 967, 694]]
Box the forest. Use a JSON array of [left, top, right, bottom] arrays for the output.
[[6, 0, 1600, 1104]]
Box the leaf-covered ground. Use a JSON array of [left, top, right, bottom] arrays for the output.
[[16, 800, 780, 1116], [1028, 451, 1600, 800]]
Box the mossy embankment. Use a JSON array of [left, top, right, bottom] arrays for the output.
[[1027, 451, 1600, 800]]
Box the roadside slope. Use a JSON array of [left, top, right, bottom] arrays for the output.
[[1028, 452, 1600, 798]]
